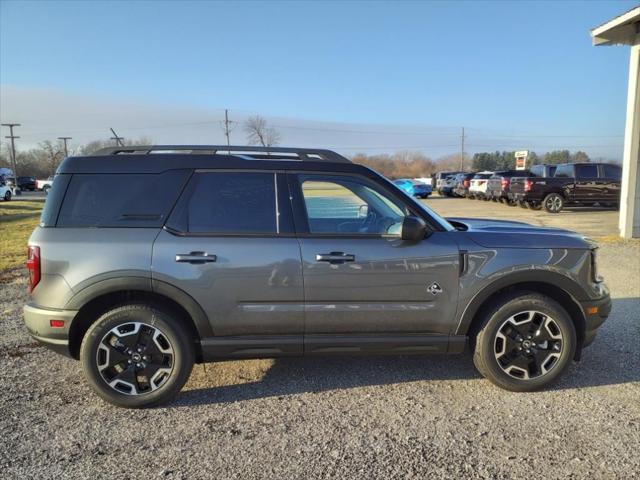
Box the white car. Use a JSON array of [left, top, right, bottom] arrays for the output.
[[0, 182, 11, 201], [468, 172, 494, 199], [36, 176, 54, 193]]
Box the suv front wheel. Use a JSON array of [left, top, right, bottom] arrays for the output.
[[80, 304, 194, 408], [472, 292, 576, 391]]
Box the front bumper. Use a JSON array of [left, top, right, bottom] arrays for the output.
[[579, 293, 612, 348], [23, 303, 77, 357]]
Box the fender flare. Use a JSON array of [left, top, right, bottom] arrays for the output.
[[455, 270, 588, 336], [65, 275, 213, 338]]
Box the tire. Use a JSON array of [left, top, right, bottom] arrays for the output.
[[80, 304, 195, 408], [528, 202, 542, 211], [4, 191, 10, 201], [543, 193, 564, 213], [517, 200, 528, 208], [472, 292, 576, 392]]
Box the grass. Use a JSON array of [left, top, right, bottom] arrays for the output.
[[0, 198, 44, 272]]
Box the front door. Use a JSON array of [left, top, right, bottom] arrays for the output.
[[152, 171, 304, 355], [289, 173, 460, 345]]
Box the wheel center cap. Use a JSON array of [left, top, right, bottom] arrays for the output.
[[522, 340, 532, 349], [131, 353, 142, 363]]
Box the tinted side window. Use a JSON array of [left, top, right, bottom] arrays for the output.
[[603, 164, 622, 180], [554, 165, 574, 178], [57, 171, 189, 227], [169, 172, 277, 234], [576, 164, 598, 177]]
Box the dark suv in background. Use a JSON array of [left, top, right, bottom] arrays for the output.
[[509, 163, 621, 212], [24, 146, 611, 408]]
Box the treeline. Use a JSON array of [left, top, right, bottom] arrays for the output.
[[0, 138, 150, 178], [351, 152, 439, 179], [471, 150, 591, 172]]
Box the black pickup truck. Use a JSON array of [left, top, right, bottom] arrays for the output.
[[509, 163, 621, 213]]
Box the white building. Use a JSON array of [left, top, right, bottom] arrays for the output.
[[591, 7, 640, 238]]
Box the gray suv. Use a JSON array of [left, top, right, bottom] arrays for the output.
[[24, 146, 611, 408]]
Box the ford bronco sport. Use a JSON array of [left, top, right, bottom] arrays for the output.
[[24, 146, 611, 408]]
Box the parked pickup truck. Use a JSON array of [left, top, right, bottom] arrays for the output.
[[509, 163, 621, 213], [36, 176, 55, 193]]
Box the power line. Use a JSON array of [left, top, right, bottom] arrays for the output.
[[57, 137, 72, 157]]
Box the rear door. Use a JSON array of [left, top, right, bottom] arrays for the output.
[[289, 172, 460, 348], [574, 164, 601, 202], [152, 171, 304, 352]]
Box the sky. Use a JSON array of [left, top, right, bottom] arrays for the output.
[[0, 0, 637, 160]]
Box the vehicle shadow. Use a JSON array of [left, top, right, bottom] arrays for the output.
[[168, 297, 640, 408]]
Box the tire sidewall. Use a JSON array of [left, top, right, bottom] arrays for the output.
[[543, 193, 563, 213], [477, 294, 576, 391], [80, 304, 194, 408]]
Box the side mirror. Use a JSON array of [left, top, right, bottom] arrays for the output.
[[401, 215, 427, 241]]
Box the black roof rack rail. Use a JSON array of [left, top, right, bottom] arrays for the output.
[[93, 145, 351, 163]]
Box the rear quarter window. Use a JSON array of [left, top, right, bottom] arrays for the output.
[[56, 170, 189, 227], [40, 174, 71, 227]]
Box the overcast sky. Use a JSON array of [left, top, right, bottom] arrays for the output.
[[0, 0, 636, 160]]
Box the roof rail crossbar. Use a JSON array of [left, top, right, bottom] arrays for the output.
[[93, 145, 351, 163]]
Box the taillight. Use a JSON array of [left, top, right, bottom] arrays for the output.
[[501, 178, 510, 191], [26, 245, 41, 294], [463, 179, 470, 188], [524, 179, 533, 192]]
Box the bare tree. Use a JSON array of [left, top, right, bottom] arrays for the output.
[[243, 115, 281, 147], [39, 140, 65, 175]]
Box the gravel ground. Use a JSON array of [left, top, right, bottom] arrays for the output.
[[1, 241, 638, 479]]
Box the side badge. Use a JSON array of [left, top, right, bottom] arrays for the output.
[[427, 282, 443, 295]]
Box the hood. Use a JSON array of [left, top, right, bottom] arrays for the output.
[[446, 217, 596, 249]]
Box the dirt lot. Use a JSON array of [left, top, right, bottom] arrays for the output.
[[425, 195, 620, 238], [0, 197, 638, 479]]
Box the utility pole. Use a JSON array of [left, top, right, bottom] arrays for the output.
[[2, 123, 20, 188], [57, 136, 72, 157], [224, 109, 231, 148], [110, 128, 124, 147], [460, 127, 465, 171]]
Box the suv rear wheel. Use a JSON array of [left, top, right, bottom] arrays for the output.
[[3, 190, 10, 201], [543, 193, 564, 213], [472, 292, 576, 391], [80, 304, 194, 408]]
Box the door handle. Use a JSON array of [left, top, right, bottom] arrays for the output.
[[316, 252, 355, 263], [175, 252, 217, 263]]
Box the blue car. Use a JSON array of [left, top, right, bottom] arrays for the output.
[[393, 179, 432, 199]]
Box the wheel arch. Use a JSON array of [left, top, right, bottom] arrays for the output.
[[458, 276, 588, 360], [66, 278, 212, 361]]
